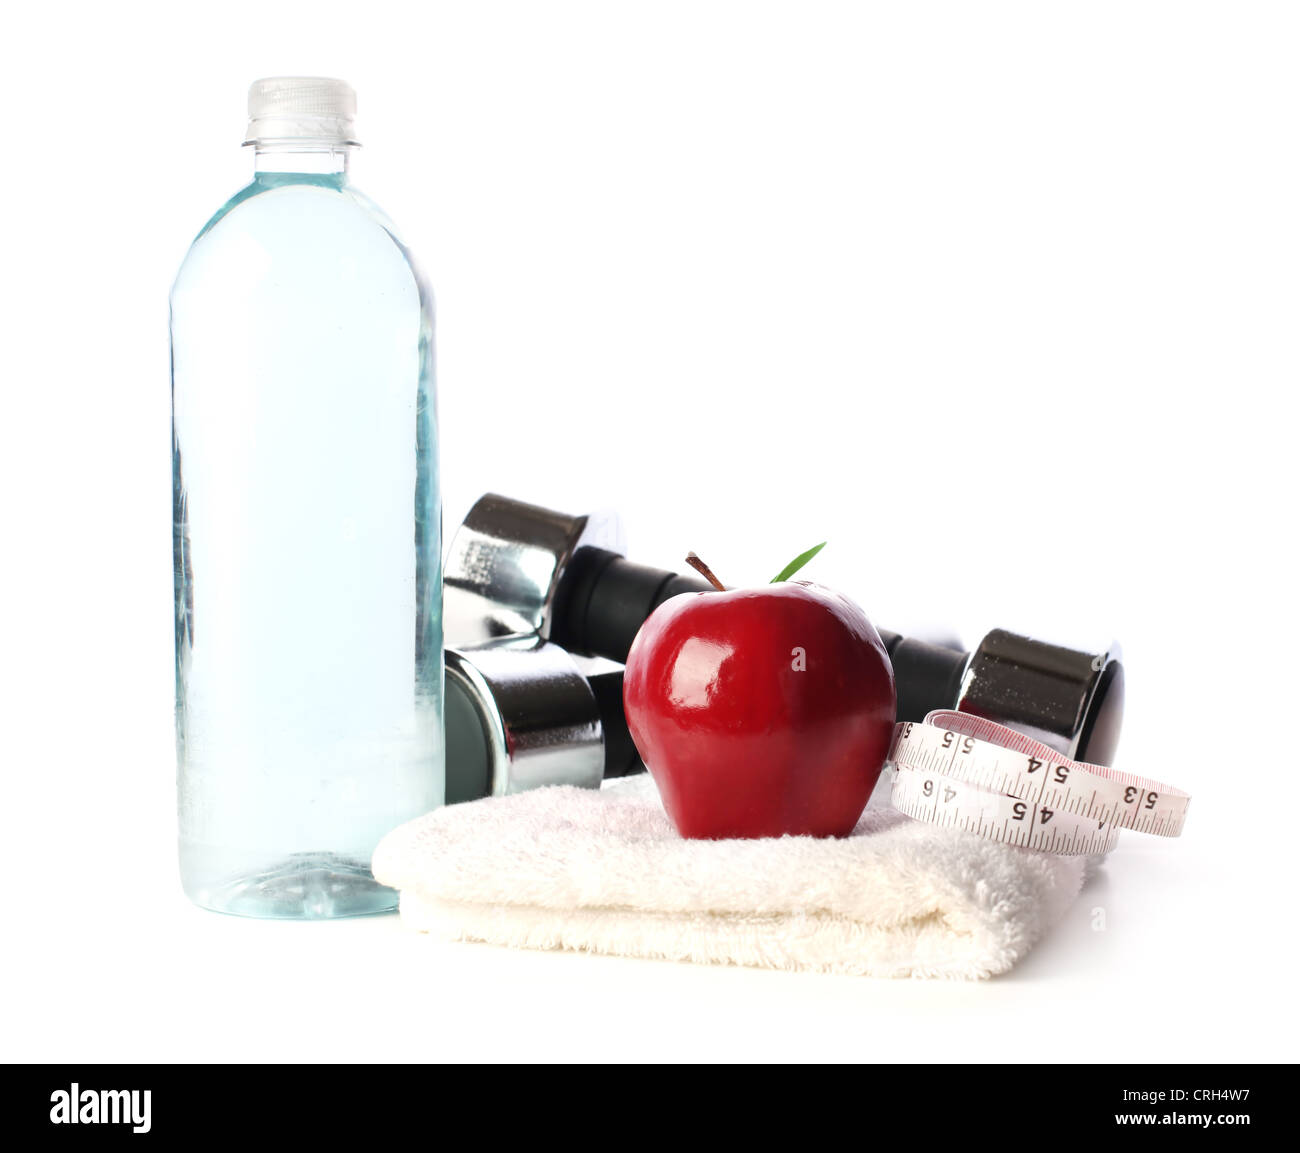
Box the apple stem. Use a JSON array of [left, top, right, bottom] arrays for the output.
[[685, 552, 727, 592]]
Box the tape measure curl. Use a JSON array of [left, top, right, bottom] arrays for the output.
[[884, 710, 1190, 856]]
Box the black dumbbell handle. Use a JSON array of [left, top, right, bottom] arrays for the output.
[[553, 548, 711, 664], [588, 669, 645, 778], [553, 547, 970, 726]]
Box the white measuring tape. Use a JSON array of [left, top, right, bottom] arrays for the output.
[[885, 710, 1191, 855]]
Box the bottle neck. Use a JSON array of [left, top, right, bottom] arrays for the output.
[[250, 143, 352, 177]]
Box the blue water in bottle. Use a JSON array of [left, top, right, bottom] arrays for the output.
[[170, 78, 443, 917]]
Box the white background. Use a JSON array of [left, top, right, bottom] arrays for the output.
[[2, 1, 1296, 1063]]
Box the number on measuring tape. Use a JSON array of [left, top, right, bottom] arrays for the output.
[[885, 711, 1191, 855]]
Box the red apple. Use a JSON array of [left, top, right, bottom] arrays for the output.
[[623, 579, 895, 839]]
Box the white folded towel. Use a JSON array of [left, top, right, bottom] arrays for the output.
[[372, 774, 1094, 979]]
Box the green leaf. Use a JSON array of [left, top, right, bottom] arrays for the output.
[[770, 541, 827, 583]]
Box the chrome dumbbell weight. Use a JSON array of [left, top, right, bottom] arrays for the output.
[[444, 641, 641, 804]]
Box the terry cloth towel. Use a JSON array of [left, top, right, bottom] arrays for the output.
[[372, 775, 1093, 980]]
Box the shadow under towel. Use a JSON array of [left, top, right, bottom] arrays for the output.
[[372, 775, 1092, 979]]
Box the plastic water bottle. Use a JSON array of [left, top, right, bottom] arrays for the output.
[[170, 78, 443, 917]]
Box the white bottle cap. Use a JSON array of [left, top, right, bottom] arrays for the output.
[[244, 77, 359, 147]]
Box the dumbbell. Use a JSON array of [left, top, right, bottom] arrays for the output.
[[444, 640, 642, 804], [445, 494, 1124, 767]]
